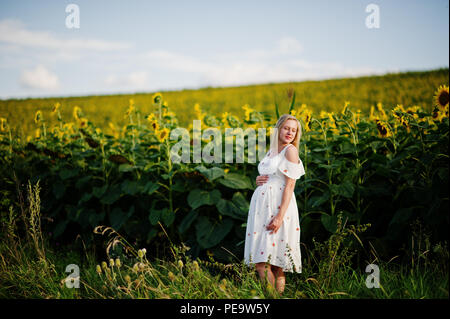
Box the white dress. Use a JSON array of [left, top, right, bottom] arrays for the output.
[[244, 143, 305, 273]]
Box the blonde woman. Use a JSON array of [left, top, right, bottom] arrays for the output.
[[244, 114, 305, 294]]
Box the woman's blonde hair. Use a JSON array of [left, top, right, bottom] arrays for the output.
[[268, 114, 302, 155]]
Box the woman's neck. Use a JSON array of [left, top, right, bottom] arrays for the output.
[[278, 142, 289, 151]]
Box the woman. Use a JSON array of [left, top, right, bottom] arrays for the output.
[[244, 114, 305, 294]]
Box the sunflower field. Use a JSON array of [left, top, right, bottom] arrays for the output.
[[0, 68, 448, 271]]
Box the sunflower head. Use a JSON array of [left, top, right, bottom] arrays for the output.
[[341, 101, 350, 116], [152, 92, 162, 105], [52, 102, 61, 113], [151, 120, 160, 131], [79, 118, 88, 128], [434, 85, 449, 111], [146, 113, 156, 122], [125, 100, 135, 116], [34, 110, 43, 124], [73, 106, 82, 121], [158, 127, 170, 142], [375, 119, 392, 138], [0, 117, 7, 131]]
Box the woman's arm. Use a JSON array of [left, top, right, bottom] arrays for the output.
[[266, 147, 299, 234]]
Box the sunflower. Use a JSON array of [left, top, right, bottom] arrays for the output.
[[353, 109, 362, 125], [341, 101, 350, 115], [34, 110, 42, 124], [52, 102, 61, 113], [405, 106, 420, 120], [221, 111, 230, 126], [319, 110, 328, 119], [152, 92, 162, 105], [125, 100, 135, 116], [392, 105, 410, 132], [327, 112, 337, 130], [79, 118, 88, 128], [146, 113, 156, 122], [150, 120, 160, 131], [73, 106, 82, 121], [157, 127, 171, 143], [301, 108, 313, 132], [434, 85, 449, 111], [0, 117, 7, 131], [242, 104, 254, 121], [369, 105, 376, 121], [298, 104, 308, 114], [194, 103, 205, 121], [376, 103, 388, 121], [392, 104, 406, 121], [375, 119, 392, 138]]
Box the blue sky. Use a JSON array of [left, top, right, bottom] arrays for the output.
[[0, 0, 448, 99]]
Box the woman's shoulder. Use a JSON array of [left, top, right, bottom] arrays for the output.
[[284, 144, 300, 163]]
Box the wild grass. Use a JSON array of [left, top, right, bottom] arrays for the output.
[[0, 180, 448, 299]]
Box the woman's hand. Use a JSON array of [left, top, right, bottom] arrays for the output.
[[266, 215, 283, 234], [255, 175, 269, 186]]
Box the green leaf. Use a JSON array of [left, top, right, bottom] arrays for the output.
[[93, 185, 108, 198], [147, 228, 158, 242], [187, 189, 221, 210], [309, 190, 330, 208], [321, 214, 338, 233], [288, 91, 296, 113], [340, 142, 356, 154], [75, 176, 91, 190], [121, 179, 140, 195], [161, 208, 175, 227], [274, 92, 280, 119], [217, 173, 252, 190], [110, 206, 134, 230], [100, 184, 122, 205], [148, 208, 161, 225], [119, 164, 134, 172], [195, 216, 233, 249], [195, 165, 225, 181], [330, 181, 355, 198], [88, 211, 105, 228], [171, 180, 185, 193], [53, 220, 69, 238], [59, 168, 79, 180], [388, 207, 415, 228], [143, 181, 159, 195], [78, 192, 93, 204], [52, 180, 66, 199], [178, 210, 198, 234], [216, 192, 249, 221]]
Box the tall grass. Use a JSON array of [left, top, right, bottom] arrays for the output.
[[0, 180, 448, 299]]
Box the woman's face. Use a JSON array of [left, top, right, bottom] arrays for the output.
[[279, 119, 298, 144]]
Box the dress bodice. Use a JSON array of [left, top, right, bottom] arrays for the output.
[[257, 144, 305, 183]]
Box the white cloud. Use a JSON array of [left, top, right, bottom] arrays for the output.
[[0, 19, 132, 52], [142, 50, 218, 73], [105, 71, 149, 89], [141, 36, 381, 88], [20, 65, 60, 90], [276, 36, 303, 55]]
